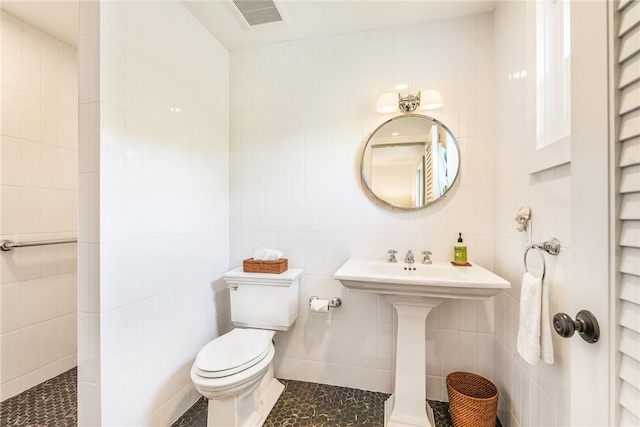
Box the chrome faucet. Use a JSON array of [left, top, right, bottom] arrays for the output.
[[421, 250, 433, 264], [387, 250, 398, 263], [404, 249, 414, 264]]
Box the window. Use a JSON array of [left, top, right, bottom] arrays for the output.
[[536, 0, 571, 149]]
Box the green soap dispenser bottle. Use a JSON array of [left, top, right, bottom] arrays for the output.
[[454, 232, 467, 265]]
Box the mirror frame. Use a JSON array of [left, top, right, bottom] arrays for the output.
[[360, 114, 461, 210]]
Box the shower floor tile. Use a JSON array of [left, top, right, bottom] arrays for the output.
[[0, 367, 77, 427]]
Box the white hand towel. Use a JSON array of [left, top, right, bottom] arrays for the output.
[[516, 272, 542, 364], [540, 278, 554, 364], [253, 247, 284, 261], [517, 272, 554, 365]]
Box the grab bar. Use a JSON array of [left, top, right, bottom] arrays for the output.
[[0, 239, 77, 252]]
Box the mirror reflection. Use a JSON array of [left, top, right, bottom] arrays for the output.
[[361, 114, 460, 209]]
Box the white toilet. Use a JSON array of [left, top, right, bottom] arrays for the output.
[[191, 267, 303, 427]]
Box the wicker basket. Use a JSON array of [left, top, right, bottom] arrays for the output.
[[242, 258, 288, 274], [446, 371, 498, 427]]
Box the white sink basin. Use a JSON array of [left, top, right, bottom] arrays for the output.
[[335, 258, 510, 300], [369, 263, 464, 279], [334, 258, 510, 427]]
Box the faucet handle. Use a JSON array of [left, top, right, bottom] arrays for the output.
[[387, 249, 398, 263], [421, 250, 433, 264], [388, 249, 397, 254], [404, 249, 415, 263]]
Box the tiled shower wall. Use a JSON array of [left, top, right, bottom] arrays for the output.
[[77, 1, 230, 426], [229, 13, 496, 399], [493, 2, 572, 426], [0, 11, 78, 401]]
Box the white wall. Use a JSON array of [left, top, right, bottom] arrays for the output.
[[229, 13, 496, 399], [493, 2, 572, 426], [77, 1, 230, 425], [0, 10, 78, 401]]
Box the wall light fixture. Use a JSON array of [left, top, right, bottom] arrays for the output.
[[376, 89, 444, 114]]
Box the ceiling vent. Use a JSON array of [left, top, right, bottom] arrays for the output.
[[231, 0, 290, 27]]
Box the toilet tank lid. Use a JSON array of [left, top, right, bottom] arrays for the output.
[[195, 329, 272, 373], [223, 267, 303, 285]]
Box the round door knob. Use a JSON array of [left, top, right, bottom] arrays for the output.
[[553, 312, 576, 337], [553, 310, 600, 343]]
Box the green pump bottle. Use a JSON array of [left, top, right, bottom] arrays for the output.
[[454, 232, 467, 264]]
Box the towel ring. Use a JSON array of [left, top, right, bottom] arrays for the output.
[[524, 238, 561, 281], [524, 245, 547, 281]]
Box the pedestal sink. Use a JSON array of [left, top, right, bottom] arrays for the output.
[[334, 259, 510, 427]]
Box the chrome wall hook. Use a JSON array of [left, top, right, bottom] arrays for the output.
[[514, 206, 531, 232]]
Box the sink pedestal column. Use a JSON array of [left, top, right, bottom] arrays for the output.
[[385, 302, 438, 427]]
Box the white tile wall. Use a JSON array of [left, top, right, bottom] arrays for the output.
[[229, 13, 496, 398], [1, 2, 573, 424], [493, 2, 572, 426], [0, 11, 78, 401], [77, 1, 230, 426], [77, 13, 101, 424]]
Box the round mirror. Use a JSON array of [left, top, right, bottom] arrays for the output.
[[361, 114, 460, 209]]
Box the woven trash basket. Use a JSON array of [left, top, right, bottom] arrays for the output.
[[446, 371, 498, 427]]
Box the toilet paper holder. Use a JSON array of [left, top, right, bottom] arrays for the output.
[[309, 295, 342, 309]]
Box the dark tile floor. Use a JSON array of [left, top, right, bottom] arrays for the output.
[[172, 379, 503, 427], [0, 367, 77, 427], [0, 369, 502, 427]]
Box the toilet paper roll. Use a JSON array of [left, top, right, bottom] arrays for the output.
[[310, 298, 330, 313]]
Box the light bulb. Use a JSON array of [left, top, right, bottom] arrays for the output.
[[419, 89, 444, 110], [376, 92, 399, 113]]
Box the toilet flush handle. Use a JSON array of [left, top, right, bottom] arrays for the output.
[[228, 284, 238, 290]]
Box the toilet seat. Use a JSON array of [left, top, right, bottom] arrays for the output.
[[194, 329, 273, 379], [190, 343, 276, 404]]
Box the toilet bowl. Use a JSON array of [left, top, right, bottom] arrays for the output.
[[191, 328, 284, 427], [191, 267, 303, 427]]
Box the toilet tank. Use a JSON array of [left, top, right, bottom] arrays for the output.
[[223, 267, 303, 331]]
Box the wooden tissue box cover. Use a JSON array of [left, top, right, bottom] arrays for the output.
[[243, 258, 288, 274]]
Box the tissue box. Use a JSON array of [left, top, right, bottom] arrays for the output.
[[243, 258, 288, 274]]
